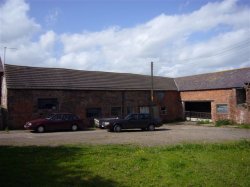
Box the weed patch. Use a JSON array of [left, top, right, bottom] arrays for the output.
[[215, 120, 250, 129], [235, 123, 250, 129], [215, 119, 233, 126], [196, 120, 212, 125]]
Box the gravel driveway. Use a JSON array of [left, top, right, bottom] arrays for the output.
[[0, 122, 249, 146]]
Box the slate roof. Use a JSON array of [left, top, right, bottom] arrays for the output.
[[175, 68, 250, 91], [4, 64, 177, 91]]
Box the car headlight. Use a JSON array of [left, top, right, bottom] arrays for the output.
[[26, 122, 32, 126]]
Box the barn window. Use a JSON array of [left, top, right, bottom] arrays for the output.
[[126, 106, 135, 115], [156, 91, 165, 102], [38, 98, 58, 110], [86, 108, 102, 118], [160, 106, 167, 115], [139, 106, 149, 114], [111, 107, 122, 117], [216, 104, 228, 113]]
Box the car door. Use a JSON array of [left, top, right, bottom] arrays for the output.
[[124, 114, 138, 129], [139, 114, 150, 129], [50, 114, 64, 130], [137, 114, 146, 128], [64, 114, 78, 129], [62, 114, 71, 129]]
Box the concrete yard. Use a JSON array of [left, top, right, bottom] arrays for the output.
[[0, 122, 249, 146]]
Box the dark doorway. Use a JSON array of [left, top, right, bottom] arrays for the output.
[[185, 101, 211, 119], [185, 102, 211, 113]]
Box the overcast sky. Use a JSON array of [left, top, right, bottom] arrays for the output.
[[0, 0, 249, 77]]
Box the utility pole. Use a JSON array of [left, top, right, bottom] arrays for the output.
[[1, 46, 17, 68], [3, 47, 6, 66], [1, 46, 17, 130], [150, 61, 154, 117]]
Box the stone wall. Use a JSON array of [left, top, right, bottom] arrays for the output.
[[7, 89, 182, 129]]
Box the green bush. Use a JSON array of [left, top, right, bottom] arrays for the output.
[[215, 119, 233, 127]]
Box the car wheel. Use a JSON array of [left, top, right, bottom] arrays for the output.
[[107, 128, 114, 132], [37, 126, 45, 133], [71, 124, 78, 131], [114, 124, 122, 132], [148, 124, 155, 131]]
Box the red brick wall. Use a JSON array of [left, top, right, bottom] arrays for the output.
[[234, 106, 250, 124], [7, 89, 182, 129], [155, 91, 183, 122], [180, 89, 250, 123], [180, 89, 234, 121]]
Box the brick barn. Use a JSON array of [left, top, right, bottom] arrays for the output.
[[1, 64, 182, 129], [0, 63, 249, 129], [176, 68, 250, 124]]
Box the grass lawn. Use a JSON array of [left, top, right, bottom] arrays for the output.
[[0, 141, 250, 187]]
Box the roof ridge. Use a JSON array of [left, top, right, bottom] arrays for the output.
[[4, 64, 172, 79], [4, 64, 177, 90], [175, 67, 250, 91], [176, 67, 250, 79]]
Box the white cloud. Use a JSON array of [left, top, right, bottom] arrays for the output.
[[2, 30, 57, 67], [39, 31, 56, 50], [0, 0, 40, 44], [0, 0, 249, 77]]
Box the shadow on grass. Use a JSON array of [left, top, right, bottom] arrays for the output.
[[0, 146, 125, 187]]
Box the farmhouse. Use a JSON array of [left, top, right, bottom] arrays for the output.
[[0, 63, 249, 129]]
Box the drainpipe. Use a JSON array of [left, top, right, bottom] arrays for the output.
[[150, 61, 154, 117], [122, 91, 125, 118]]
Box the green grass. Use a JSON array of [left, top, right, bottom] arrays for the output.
[[215, 120, 250, 129], [236, 124, 250, 129], [0, 141, 250, 187]]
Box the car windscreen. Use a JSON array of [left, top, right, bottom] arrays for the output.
[[45, 113, 55, 119], [124, 114, 137, 120]]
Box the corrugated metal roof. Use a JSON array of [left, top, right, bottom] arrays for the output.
[[175, 68, 250, 91], [4, 64, 177, 90]]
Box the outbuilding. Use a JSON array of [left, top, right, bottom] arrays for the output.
[[175, 68, 250, 123], [1, 64, 182, 129], [0, 63, 249, 129]]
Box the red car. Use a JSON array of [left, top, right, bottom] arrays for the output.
[[24, 113, 85, 133]]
